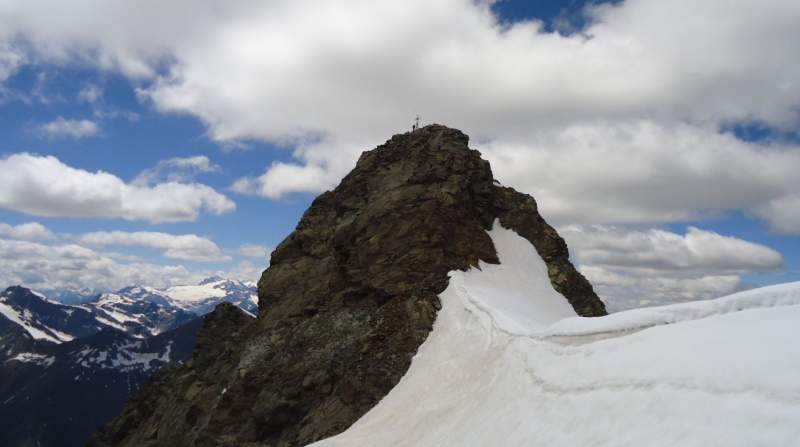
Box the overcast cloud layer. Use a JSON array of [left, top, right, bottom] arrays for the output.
[[0, 0, 798, 304]]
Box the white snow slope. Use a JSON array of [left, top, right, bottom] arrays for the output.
[[312, 222, 800, 447]]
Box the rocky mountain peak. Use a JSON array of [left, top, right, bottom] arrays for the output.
[[2, 285, 45, 303], [91, 125, 605, 447]]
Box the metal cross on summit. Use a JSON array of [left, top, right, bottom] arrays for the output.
[[412, 115, 420, 131]]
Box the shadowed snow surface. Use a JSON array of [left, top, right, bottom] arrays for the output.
[[311, 223, 800, 447]]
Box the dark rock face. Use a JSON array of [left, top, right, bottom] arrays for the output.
[[90, 125, 605, 447], [0, 312, 37, 362]]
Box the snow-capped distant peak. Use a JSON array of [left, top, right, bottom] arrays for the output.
[[164, 283, 228, 303], [116, 285, 167, 297], [29, 289, 48, 300], [0, 299, 72, 343], [198, 276, 227, 286], [0, 287, 78, 343], [156, 277, 258, 315]]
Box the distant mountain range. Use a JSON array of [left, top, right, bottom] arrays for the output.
[[111, 276, 259, 317], [0, 277, 257, 447]]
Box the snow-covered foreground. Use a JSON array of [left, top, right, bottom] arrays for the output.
[[312, 223, 800, 447]]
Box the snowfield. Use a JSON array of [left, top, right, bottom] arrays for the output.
[[312, 222, 800, 447], [6, 352, 55, 367], [0, 300, 74, 343], [164, 282, 227, 303], [73, 340, 173, 375], [162, 278, 259, 315]]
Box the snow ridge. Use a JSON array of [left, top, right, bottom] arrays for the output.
[[541, 280, 800, 341], [312, 222, 800, 447]]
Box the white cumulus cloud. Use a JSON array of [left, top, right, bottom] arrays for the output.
[[0, 237, 205, 291], [77, 83, 102, 103], [0, 41, 24, 83], [480, 121, 800, 225], [752, 194, 800, 234], [235, 243, 271, 259], [224, 260, 265, 284], [0, 221, 55, 240], [561, 225, 784, 310], [79, 230, 229, 262], [37, 116, 99, 138], [0, 232, 268, 291], [133, 155, 220, 186], [0, 153, 235, 223]]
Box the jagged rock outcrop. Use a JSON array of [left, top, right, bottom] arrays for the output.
[[90, 124, 606, 447]]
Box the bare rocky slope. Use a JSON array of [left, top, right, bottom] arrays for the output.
[[90, 124, 606, 447]]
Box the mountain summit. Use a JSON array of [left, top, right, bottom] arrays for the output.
[[91, 124, 605, 446]]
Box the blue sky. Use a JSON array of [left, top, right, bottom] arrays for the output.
[[0, 0, 798, 308]]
